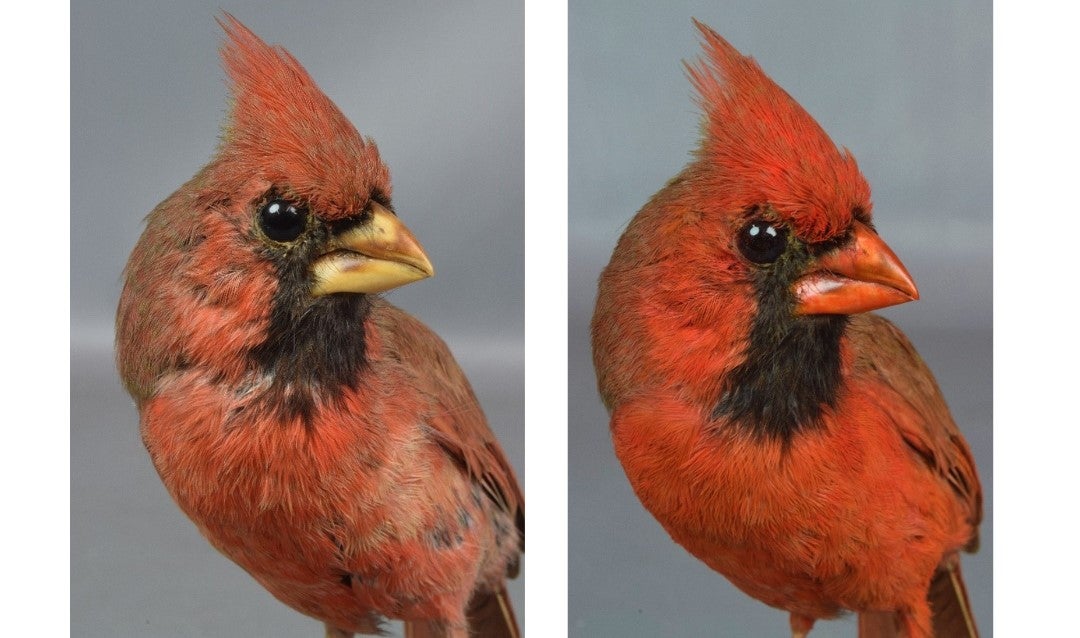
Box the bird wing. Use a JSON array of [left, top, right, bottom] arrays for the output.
[[373, 303, 524, 542], [848, 313, 982, 547]]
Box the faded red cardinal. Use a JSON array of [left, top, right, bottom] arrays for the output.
[[592, 22, 981, 638], [115, 15, 522, 638]]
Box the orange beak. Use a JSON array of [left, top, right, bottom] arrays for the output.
[[793, 221, 919, 315]]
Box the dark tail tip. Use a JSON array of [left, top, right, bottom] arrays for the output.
[[468, 584, 520, 638], [929, 561, 979, 638], [403, 585, 519, 638], [858, 610, 901, 638], [857, 560, 978, 637]]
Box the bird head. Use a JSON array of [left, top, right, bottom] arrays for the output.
[[675, 20, 917, 320], [117, 15, 433, 403], [594, 22, 919, 436], [210, 14, 433, 297]]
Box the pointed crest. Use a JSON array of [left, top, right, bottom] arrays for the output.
[[685, 20, 870, 242], [215, 13, 389, 219]]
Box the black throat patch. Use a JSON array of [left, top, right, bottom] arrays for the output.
[[711, 248, 847, 441], [248, 237, 372, 422]]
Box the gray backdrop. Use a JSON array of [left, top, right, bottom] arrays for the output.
[[569, 2, 991, 636], [71, 2, 523, 636]]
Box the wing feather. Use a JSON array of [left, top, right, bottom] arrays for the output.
[[848, 313, 982, 548], [374, 304, 524, 547]]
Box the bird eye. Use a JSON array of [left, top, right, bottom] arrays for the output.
[[258, 198, 308, 242], [737, 220, 787, 264]]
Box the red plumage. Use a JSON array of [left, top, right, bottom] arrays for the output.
[[116, 15, 521, 638], [592, 21, 980, 638]]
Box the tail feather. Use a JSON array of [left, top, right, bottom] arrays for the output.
[[402, 619, 436, 638], [929, 561, 979, 638], [858, 611, 900, 638], [467, 584, 520, 638], [403, 585, 519, 638], [858, 561, 978, 638]]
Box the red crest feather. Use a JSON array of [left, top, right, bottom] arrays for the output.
[[686, 20, 871, 242], [214, 13, 389, 220]]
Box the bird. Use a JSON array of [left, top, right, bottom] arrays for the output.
[[591, 21, 981, 638], [115, 15, 522, 638]]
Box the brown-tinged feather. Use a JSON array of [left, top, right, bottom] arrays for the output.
[[849, 313, 983, 546], [858, 611, 900, 638], [375, 305, 524, 552], [929, 560, 979, 638], [403, 585, 519, 638]]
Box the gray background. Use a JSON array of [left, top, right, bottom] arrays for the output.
[[71, 2, 523, 636], [569, 2, 991, 637]]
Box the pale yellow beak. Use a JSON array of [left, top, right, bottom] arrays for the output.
[[310, 202, 434, 296]]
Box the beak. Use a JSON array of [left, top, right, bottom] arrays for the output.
[[793, 221, 919, 315], [310, 202, 434, 296]]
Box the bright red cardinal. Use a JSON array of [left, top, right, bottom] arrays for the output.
[[592, 21, 981, 638], [116, 15, 522, 638]]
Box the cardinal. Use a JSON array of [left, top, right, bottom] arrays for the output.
[[592, 21, 981, 638], [115, 15, 522, 638]]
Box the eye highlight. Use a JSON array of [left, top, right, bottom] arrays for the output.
[[737, 220, 787, 264], [259, 198, 308, 242]]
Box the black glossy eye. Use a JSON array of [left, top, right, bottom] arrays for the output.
[[259, 198, 307, 242], [736, 220, 787, 264]]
